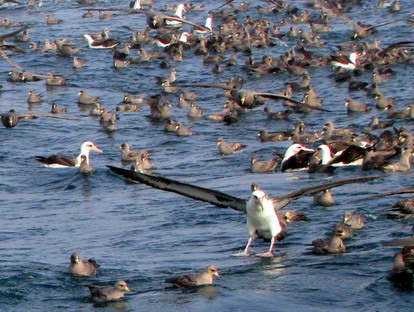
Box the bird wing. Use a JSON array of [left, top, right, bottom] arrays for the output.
[[163, 16, 210, 32], [256, 92, 330, 112], [35, 155, 77, 166], [276, 176, 381, 202], [166, 275, 197, 287], [383, 238, 414, 247], [107, 166, 247, 212], [177, 84, 231, 90], [347, 188, 414, 202], [0, 25, 31, 41]]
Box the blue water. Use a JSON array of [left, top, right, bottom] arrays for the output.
[[1, 0, 414, 311]]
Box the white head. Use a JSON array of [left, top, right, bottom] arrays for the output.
[[205, 16, 213, 31], [349, 52, 359, 64], [179, 32, 190, 42], [318, 144, 333, 164], [283, 143, 314, 161], [77, 141, 103, 165]]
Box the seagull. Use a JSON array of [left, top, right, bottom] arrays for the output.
[[233, 184, 282, 257], [88, 8, 209, 31], [330, 52, 360, 70], [177, 84, 329, 111], [107, 166, 379, 256], [83, 34, 119, 49], [35, 141, 103, 168]]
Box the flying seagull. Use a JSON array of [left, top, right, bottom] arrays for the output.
[[177, 84, 330, 111], [87, 9, 210, 31], [107, 166, 379, 256]]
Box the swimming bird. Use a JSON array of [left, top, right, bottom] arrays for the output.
[[35, 141, 103, 168], [343, 212, 365, 229], [107, 167, 379, 255], [382, 147, 412, 172], [46, 73, 66, 86], [176, 123, 193, 136], [387, 246, 414, 288], [27, 90, 43, 103], [55, 39, 81, 57], [313, 189, 335, 206], [257, 129, 291, 142], [78, 90, 100, 105], [83, 34, 119, 49], [79, 155, 95, 173], [88, 281, 130, 303], [72, 56, 86, 69], [50, 102, 67, 114], [68, 252, 99, 276], [217, 137, 246, 155], [330, 52, 360, 70], [46, 14, 62, 25], [311, 233, 346, 254], [119, 142, 151, 162], [166, 265, 219, 287], [1, 109, 37, 128], [280, 143, 315, 172], [250, 155, 279, 173], [345, 97, 371, 112]]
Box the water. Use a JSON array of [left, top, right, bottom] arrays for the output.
[[1, 0, 414, 311]]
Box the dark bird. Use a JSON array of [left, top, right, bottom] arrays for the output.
[[89, 8, 209, 31], [1, 109, 37, 128], [177, 84, 330, 111]]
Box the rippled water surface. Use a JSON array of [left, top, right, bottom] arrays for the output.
[[1, 0, 414, 311]]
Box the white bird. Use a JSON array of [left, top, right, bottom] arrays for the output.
[[35, 141, 103, 168], [234, 185, 282, 257]]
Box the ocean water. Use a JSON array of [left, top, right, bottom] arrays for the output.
[[1, 0, 414, 311]]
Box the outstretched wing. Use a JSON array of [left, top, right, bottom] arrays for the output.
[[276, 176, 381, 202], [257, 92, 330, 112], [107, 166, 247, 212], [383, 238, 414, 247], [348, 188, 414, 202], [0, 25, 31, 41]]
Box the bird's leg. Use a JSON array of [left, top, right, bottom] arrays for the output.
[[257, 236, 275, 258], [232, 236, 254, 256]]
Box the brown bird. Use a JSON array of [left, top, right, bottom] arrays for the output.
[[68, 252, 99, 276], [88, 281, 130, 302], [165, 265, 220, 288], [311, 233, 346, 254], [217, 137, 246, 155], [250, 155, 279, 173]]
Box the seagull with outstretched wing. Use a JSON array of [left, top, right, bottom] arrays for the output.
[[107, 166, 380, 256], [177, 84, 330, 111]]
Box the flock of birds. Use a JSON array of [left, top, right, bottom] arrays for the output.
[[2, 0, 414, 305]]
